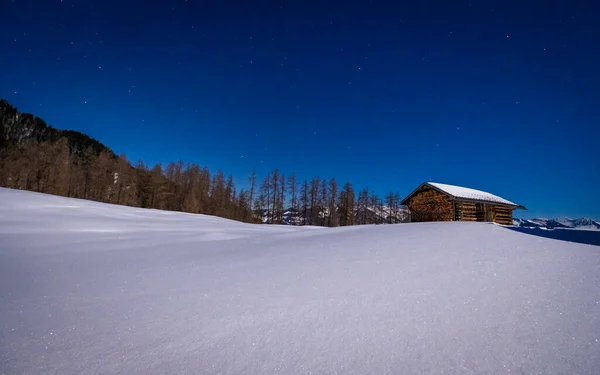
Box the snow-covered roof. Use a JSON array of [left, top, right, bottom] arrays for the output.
[[403, 182, 526, 209]]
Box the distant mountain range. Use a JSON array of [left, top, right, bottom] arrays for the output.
[[258, 205, 411, 226], [513, 217, 600, 231]]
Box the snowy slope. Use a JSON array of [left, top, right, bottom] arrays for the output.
[[1, 188, 600, 375]]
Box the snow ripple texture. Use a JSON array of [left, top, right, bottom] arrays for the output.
[[1, 188, 599, 374]]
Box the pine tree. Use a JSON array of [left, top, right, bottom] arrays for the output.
[[271, 169, 280, 224], [369, 193, 380, 224], [287, 173, 298, 210], [279, 173, 286, 224], [222, 174, 235, 218], [182, 163, 200, 213], [338, 182, 355, 226], [394, 191, 403, 222], [149, 163, 168, 209], [300, 180, 309, 225], [81, 146, 97, 199], [135, 160, 152, 208], [94, 150, 117, 202], [248, 169, 257, 218], [198, 167, 211, 213], [210, 170, 226, 216], [309, 177, 320, 226], [260, 173, 271, 223], [357, 187, 369, 225], [386, 190, 395, 224], [319, 179, 328, 226], [237, 189, 252, 222], [164, 161, 184, 210], [328, 178, 339, 227], [114, 154, 136, 206]]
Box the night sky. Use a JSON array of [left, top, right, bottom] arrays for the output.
[[2, 0, 599, 219]]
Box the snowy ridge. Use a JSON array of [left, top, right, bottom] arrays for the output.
[[1, 188, 599, 374], [260, 204, 410, 226], [514, 217, 600, 231], [428, 182, 520, 207]]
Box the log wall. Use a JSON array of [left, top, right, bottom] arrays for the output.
[[456, 201, 513, 225], [455, 201, 477, 221], [407, 188, 454, 222], [492, 205, 513, 225]]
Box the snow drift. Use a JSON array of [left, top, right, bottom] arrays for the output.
[[1, 188, 599, 374]]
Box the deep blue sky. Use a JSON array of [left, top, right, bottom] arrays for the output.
[[2, 0, 599, 219]]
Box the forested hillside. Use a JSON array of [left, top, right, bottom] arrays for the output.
[[0, 99, 407, 226]]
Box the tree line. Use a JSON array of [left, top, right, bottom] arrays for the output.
[[0, 99, 408, 226]]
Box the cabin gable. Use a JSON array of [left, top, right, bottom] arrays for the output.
[[406, 186, 454, 222]]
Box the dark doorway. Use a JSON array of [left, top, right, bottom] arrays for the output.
[[485, 205, 494, 222], [475, 204, 494, 222], [475, 203, 484, 222]]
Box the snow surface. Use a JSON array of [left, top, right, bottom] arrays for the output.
[[1, 188, 600, 374], [428, 182, 519, 207]]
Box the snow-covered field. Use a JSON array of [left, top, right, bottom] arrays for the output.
[[1, 188, 599, 374]]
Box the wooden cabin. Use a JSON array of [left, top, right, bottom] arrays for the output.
[[401, 182, 526, 225]]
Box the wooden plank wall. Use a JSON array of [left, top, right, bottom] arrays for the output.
[[455, 201, 477, 221], [493, 205, 513, 225], [408, 188, 454, 222], [455, 200, 514, 225]]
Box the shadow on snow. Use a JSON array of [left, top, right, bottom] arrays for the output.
[[504, 226, 600, 247]]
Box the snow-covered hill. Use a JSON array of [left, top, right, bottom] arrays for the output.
[[2, 188, 600, 374], [514, 217, 600, 230]]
